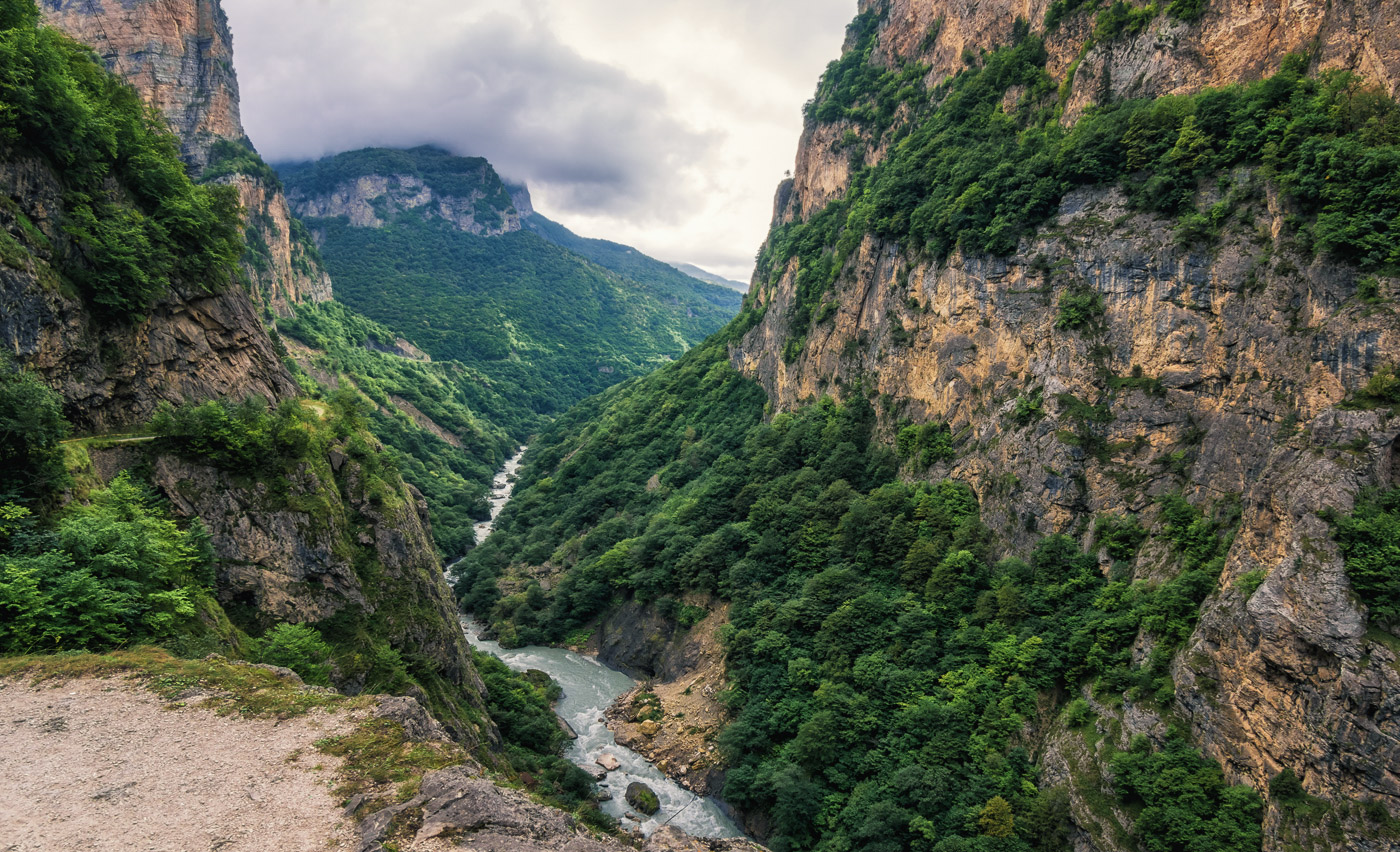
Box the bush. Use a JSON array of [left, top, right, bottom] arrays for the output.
[[0, 6, 242, 316], [255, 623, 334, 686], [1056, 288, 1106, 331], [1334, 488, 1400, 626], [0, 366, 68, 502], [0, 474, 214, 653]]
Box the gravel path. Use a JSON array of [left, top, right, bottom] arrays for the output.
[[0, 678, 358, 852]]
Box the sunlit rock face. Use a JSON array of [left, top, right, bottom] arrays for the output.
[[738, 2, 1400, 849], [42, 0, 333, 314]]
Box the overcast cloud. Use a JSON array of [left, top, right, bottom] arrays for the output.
[[220, 0, 855, 282]]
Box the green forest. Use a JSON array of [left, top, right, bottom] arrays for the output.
[[457, 334, 1269, 852], [275, 300, 529, 558]]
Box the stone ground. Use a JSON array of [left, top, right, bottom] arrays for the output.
[[0, 677, 357, 852]]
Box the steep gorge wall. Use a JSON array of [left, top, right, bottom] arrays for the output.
[[41, 0, 332, 314], [0, 155, 297, 431], [738, 1, 1400, 849]]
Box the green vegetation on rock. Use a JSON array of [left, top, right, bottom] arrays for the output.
[[0, 0, 242, 317], [770, 28, 1400, 340], [276, 300, 526, 557], [1333, 488, 1400, 628], [459, 336, 1255, 851]]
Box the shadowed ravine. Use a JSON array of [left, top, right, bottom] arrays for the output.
[[456, 452, 742, 839]]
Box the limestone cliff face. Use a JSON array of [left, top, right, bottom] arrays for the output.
[[778, 0, 1400, 227], [738, 2, 1400, 849], [0, 156, 297, 431], [40, 0, 241, 167], [41, 0, 333, 315], [285, 156, 525, 238]]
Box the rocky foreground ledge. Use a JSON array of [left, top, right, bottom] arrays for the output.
[[0, 650, 763, 852]]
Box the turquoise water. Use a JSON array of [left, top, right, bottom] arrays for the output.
[[462, 623, 743, 838]]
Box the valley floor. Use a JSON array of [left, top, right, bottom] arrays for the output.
[[0, 677, 357, 852]]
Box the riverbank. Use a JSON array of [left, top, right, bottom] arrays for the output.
[[462, 621, 743, 840]]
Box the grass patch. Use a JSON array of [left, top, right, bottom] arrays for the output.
[[0, 647, 364, 719]]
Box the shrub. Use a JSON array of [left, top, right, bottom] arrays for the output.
[[0, 366, 68, 502], [1056, 288, 1106, 331], [255, 623, 334, 686], [1334, 488, 1400, 627], [0, 474, 213, 653]]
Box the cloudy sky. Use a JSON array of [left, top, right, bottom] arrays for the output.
[[220, 0, 856, 283]]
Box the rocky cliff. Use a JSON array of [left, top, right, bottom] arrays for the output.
[[282, 146, 525, 237], [0, 154, 297, 432], [41, 0, 332, 314], [736, 1, 1400, 849]]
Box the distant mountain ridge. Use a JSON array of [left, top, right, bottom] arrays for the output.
[[668, 262, 748, 293], [276, 143, 740, 412]]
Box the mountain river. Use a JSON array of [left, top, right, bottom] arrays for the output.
[[454, 449, 744, 839]]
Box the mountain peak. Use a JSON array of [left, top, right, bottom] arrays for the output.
[[279, 146, 522, 236]]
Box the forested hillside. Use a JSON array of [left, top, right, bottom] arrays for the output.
[[463, 1, 1400, 850], [280, 147, 740, 416], [0, 0, 599, 804], [269, 147, 742, 557]]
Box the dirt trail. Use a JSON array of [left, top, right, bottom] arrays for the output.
[[0, 678, 357, 852]]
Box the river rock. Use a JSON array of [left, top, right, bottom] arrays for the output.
[[578, 763, 607, 781], [556, 714, 577, 740], [625, 781, 660, 815], [596, 753, 621, 772], [639, 719, 661, 738]]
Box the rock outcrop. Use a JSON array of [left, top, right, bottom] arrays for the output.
[[128, 444, 491, 746], [0, 155, 297, 431], [736, 1, 1400, 849], [42, 0, 333, 314], [601, 602, 732, 796], [284, 147, 525, 237]]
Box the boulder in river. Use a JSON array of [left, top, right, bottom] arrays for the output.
[[625, 781, 661, 815], [596, 753, 621, 771], [577, 763, 607, 781]]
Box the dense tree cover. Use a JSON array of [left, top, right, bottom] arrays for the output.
[[1333, 488, 1400, 627], [278, 301, 529, 558], [286, 210, 738, 418], [0, 473, 220, 654], [150, 395, 333, 476], [0, 0, 242, 317], [773, 25, 1400, 336], [200, 136, 282, 187], [521, 212, 744, 314], [458, 338, 1256, 851]]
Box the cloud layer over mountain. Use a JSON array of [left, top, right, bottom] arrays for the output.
[[223, 0, 853, 281]]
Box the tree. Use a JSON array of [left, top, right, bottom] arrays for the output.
[[256, 623, 334, 686], [0, 368, 69, 501], [978, 795, 1015, 838]]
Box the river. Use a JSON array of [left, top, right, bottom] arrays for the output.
[[456, 448, 743, 839], [462, 624, 742, 839]]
